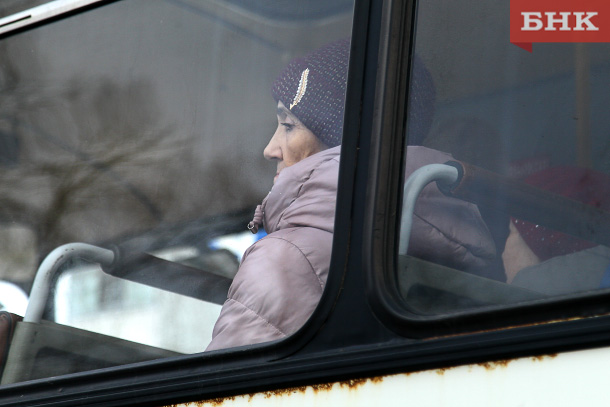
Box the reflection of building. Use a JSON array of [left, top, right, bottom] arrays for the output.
[[0, 281, 28, 316], [55, 265, 222, 353]]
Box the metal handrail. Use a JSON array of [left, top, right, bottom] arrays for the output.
[[24, 243, 114, 323], [0, 0, 106, 37], [398, 164, 459, 255]]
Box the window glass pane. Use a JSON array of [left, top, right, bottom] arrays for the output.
[[0, 0, 352, 384], [398, 1, 610, 317]]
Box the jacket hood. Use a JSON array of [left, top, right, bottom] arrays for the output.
[[256, 146, 340, 235]]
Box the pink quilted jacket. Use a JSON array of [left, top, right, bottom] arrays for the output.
[[206, 146, 495, 351]]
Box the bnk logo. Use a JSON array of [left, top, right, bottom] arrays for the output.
[[521, 12, 599, 31], [510, 0, 610, 51]]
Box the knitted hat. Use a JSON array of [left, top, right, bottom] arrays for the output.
[[272, 38, 350, 148], [512, 166, 610, 261]]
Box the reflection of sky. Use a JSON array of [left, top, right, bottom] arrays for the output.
[[209, 230, 267, 260]]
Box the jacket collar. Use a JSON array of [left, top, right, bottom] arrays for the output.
[[249, 146, 340, 235]]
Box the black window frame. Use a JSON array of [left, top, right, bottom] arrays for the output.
[[363, 0, 610, 339]]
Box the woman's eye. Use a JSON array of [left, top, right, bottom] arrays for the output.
[[281, 122, 294, 131]]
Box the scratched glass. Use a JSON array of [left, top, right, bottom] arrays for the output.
[[398, 0, 610, 316], [0, 0, 352, 384]]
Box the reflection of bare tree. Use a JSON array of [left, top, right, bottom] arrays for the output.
[[1, 74, 182, 253], [0, 37, 262, 278]]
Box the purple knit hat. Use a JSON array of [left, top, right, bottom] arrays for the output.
[[272, 38, 350, 148]]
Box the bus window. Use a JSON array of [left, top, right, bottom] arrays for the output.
[[394, 0, 610, 325], [0, 0, 353, 384]]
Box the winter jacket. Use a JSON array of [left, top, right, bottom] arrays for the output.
[[206, 145, 495, 351], [206, 146, 339, 351], [406, 146, 496, 272], [511, 245, 610, 295]]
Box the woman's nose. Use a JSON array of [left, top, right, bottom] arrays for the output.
[[263, 128, 282, 161]]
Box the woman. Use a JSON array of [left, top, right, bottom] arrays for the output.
[[206, 39, 348, 351], [206, 39, 496, 351]]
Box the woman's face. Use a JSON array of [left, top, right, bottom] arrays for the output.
[[264, 101, 328, 183]]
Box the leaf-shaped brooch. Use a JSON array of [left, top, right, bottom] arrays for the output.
[[290, 68, 309, 110]]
